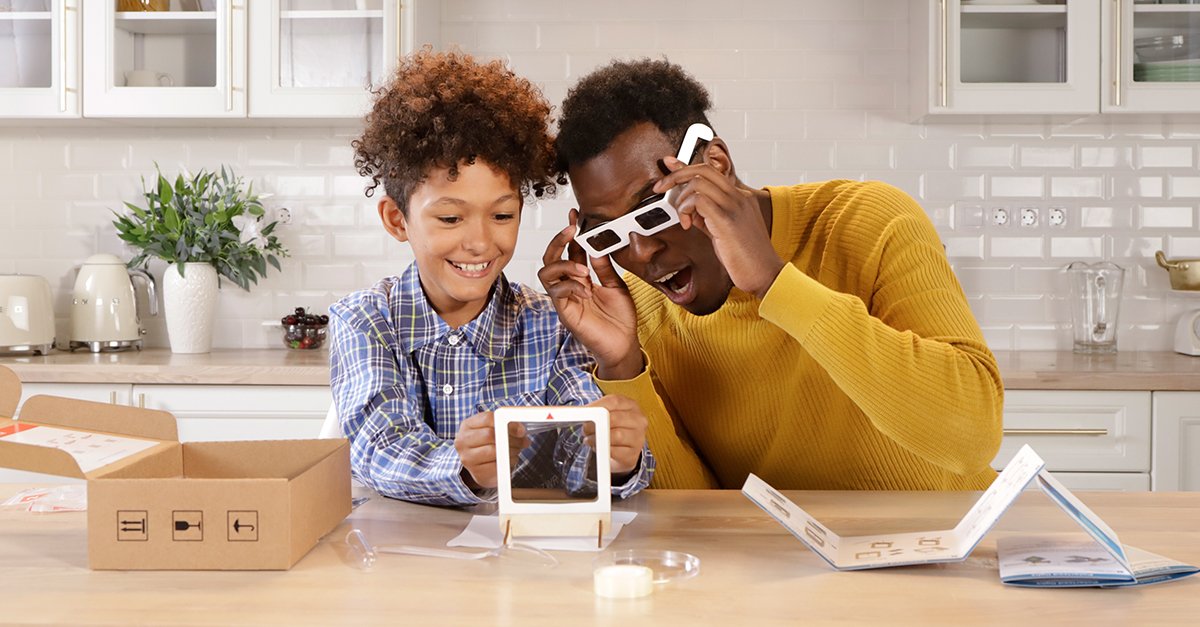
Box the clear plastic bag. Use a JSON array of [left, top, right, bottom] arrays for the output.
[[0, 485, 87, 512]]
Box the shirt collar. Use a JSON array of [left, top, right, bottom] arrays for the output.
[[394, 263, 517, 361]]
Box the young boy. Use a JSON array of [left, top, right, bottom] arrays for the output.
[[330, 49, 655, 506]]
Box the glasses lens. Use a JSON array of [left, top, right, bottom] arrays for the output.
[[586, 229, 622, 252], [634, 207, 672, 230]]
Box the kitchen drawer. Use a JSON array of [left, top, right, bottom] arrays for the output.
[[992, 390, 1151, 473], [1048, 472, 1150, 492], [133, 384, 332, 443]]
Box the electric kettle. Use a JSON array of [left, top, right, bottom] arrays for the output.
[[69, 254, 157, 352], [0, 273, 56, 355]]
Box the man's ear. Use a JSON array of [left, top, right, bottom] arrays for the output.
[[701, 137, 737, 182], [378, 196, 409, 243]]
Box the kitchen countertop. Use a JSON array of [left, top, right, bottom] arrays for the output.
[[2, 484, 1199, 625], [0, 349, 1198, 390]]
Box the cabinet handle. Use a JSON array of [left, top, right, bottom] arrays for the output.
[[1113, 0, 1122, 107], [138, 393, 145, 409], [227, 0, 234, 111], [110, 391, 116, 405], [1003, 428, 1109, 436], [60, 0, 71, 111], [939, 0, 947, 108], [396, 0, 403, 63]]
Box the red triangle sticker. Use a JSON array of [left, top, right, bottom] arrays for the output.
[[545, 413, 555, 420]]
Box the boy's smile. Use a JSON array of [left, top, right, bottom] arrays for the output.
[[570, 122, 734, 316], [382, 160, 521, 328]]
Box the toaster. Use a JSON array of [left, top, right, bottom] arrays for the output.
[[0, 274, 56, 355]]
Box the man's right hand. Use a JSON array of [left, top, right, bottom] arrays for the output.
[[539, 209, 644, 381], [455, 412, 529, 489]]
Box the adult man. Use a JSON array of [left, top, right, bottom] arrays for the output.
[[540, 59, 1003, 490]]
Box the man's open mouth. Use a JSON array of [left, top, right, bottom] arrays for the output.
[[653, 266, 694, 299]]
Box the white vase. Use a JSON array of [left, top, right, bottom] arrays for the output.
[[162, 262, 218, 354]]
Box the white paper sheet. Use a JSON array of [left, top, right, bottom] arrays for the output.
[[447, 511, 638, 552], [0, 425, 159, 473]]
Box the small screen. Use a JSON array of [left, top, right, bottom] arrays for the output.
[[507, 419, 599, 504]]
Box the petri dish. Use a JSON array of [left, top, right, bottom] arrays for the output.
[[592, 549, 700, 584]]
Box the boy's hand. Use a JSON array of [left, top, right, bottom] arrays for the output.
[[582, 395, 648, 476], [454, 412, 529, 489], [653, 157, 785, 301], [539, 210, 645, 381]]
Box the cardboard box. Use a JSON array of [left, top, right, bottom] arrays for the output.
[[0, 365, 350, 570]]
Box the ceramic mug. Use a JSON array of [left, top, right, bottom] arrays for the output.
[[124, 70, 174, 87]]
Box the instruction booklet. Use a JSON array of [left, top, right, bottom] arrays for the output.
[[742, 444, 1198, 587]]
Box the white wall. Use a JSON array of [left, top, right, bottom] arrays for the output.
[[1, 0, 1198, 352]]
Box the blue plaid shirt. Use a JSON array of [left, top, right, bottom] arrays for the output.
[[329, 263, 654, 506]]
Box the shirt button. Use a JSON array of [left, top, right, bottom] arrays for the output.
[[442, 384, 454, 396], [447, 334, 460, 346]]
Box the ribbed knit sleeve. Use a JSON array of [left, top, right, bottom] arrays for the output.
[[759, 182, 1004, 477], [596, 351, 720, 489]]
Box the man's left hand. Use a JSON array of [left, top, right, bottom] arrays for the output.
[[654, 156, 785, 300]]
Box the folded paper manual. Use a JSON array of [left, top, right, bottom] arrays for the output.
[[742, 444, 1199, 587]]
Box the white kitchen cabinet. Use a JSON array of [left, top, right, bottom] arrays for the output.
[[911, 0, 1200, 118], [1152, 392, 1200, 491], [82, 0, 247, 118], [1102, 1, 1200, 113], [992, 390, 1152, 491], [132, 383, 331, 442], [247, 0, 407, 118], [0, 0, 81, 118]]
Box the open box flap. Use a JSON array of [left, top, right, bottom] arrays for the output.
[[19, 395, 179, 442], [0, 365, 18, 419], [0, 419, 182, 480]]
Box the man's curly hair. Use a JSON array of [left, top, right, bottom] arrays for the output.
[[353, 47, 560, 214], [555, 58, 713, 172]]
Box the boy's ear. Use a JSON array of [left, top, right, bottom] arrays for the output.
[[702, 137, 736, 182], [378, 196, 409, 243]]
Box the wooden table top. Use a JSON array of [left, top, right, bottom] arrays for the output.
[[1, 484, 1198, 625], [4, 349, 1200, 390]]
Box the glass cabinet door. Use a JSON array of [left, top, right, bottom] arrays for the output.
[[945, 0, 1099, 115], [82, 0, 246, 118], [0, 0, 80, 118], [1103, 0, 1200, 112], [247, 0, 404, 118]]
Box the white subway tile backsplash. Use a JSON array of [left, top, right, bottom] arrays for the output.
[[834, 142, 893, 170], [273, 175, 327, 198], [960, 145, 1014, 169], [990, 176, 1043, 198], [1171, 177, 1200, 198], [536, 22, 597, 50], [833, 21, 895, 50], [304, 205, 357, 227], [775, 141, 835, 170], [1019, 146, 1073, 169], [925, 173, 983, 200], [835, 80, 893, 110], [1049, 237, 1103, 259], [804, 110, 866, 140], [70, 143, 130, 170], [773, 80, 837, 110], [719, 21, 775, 50], [1139, 146, 1194, 169], [944, 236, 984, 259], [1079, 206, 1116, 228], [712, 81, 775, 110], [595, 21, 657, 50], [1115, 236, 1164, 260], [0, 229, 44, 261], [1049, 176, 1103, 198], [1168, 237, 1200, 257], [247, 141, 300, 167], [990, 237, 1044, 259], [1112, 176, 1164, 199], [1080, 145, 1132, 169], [304, 263, 360, 290], [332, 233, 388, 259], [655, 20, 715, 49], [42, 173, 97, 201], [1141, 206, 1194, 229], [747, 110, 807, 140], [477, 22, 538, 50]]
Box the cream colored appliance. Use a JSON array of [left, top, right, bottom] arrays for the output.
[[0, 274, 56, 355], [69, 254, 157, 352]]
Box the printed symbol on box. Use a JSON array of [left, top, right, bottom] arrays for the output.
[[227, 511, 258, 542], [117, 510, 148, 542], [172, 511, 203, 542]]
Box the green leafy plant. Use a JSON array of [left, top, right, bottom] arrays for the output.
[[113, 165, 289, 291]]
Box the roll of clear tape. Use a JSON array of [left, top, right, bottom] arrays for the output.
[[594, 565, 654, 598]]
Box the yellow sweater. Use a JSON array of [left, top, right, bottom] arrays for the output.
[[597, 180, 1004, 491]]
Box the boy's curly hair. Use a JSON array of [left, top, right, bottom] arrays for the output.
[[555, 58, 713, 172], [353, 47, 560, 214]]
